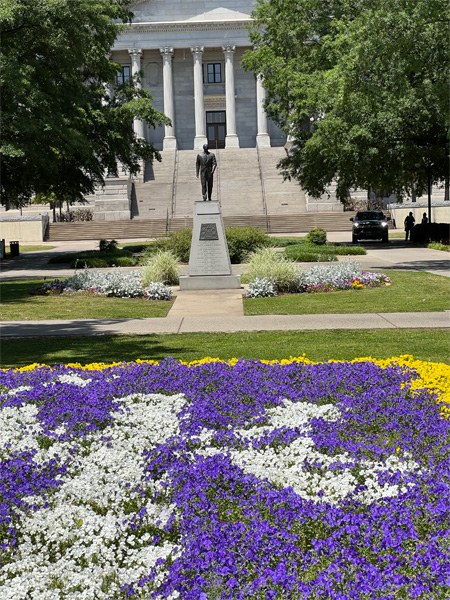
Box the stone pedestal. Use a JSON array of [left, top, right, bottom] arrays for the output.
[[179, 201, 241, 290], [94, 178, 132, 221]]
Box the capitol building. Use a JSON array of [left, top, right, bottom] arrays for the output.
[[113, 0, 284, 152], [87, 0, 348, 226]]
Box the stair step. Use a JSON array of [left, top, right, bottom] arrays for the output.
[[46, 212, 358, 241]]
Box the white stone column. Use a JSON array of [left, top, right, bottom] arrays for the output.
[[222, 45, 239, 148], [256, 75, 271, 147], [160, 47, 177, 150], [128, 49, 144, 139], [191, 46, 207, 149]]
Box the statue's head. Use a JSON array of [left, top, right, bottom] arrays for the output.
[[203, 144, 209, 153]]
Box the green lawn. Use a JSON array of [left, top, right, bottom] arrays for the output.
[[1, 329, 448, 369], [0, 278, 173, 321], [20, 245, 57, 252], [244, 271, 450, 315]]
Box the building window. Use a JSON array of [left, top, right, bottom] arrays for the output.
[[117, 65, 131, 85], [205, 63, 222, 83]]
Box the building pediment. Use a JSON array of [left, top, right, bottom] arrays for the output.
[[129, 1, 254, 24]]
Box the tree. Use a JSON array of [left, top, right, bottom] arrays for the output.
[[243, 0, 449, 203], [0, 0, 170, 205]]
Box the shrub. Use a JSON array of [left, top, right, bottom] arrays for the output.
[[111, 256, 135, 267], [141, 226, 270, 265], [335, 245, 366, 255], [246, 248, 300, 293], [225, 227, 270, 263], [244, 277, 277, 298], [285, 243, 366, 261], [298, 261, 364, 290], [64, 268, 144, 298], [73, 258, 109, 269], [284, 246, 338, 262], [119, 243, 148, 253], [141, 250, 180, 286], [164, 228, 192, 263], [269, 237, 306, 248], [44, 268, 173, 300], [99, 239, 118, 252], [306, 228, 327, 245], [144, 282, 173, 300], [410, 223, 450, 244], [141, 229, 191, 263], [59, 208, 94, 222], [427, 242, 449, 251]]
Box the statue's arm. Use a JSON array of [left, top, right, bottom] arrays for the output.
[[196, 155, 200, 177], [211, 154, 217, 175]]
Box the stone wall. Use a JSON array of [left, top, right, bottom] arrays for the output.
[[0, 215, 49, 242], [388, 203, 450, 228]]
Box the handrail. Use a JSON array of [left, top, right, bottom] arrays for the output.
[[171, 150, 178, 218], [256, 145, 269, 232]]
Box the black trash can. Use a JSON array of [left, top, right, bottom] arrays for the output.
[[9, 241, 20, 257], [0, 239, 5, 259]]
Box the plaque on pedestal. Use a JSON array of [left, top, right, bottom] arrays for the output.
[[179, 201, 241, 290]]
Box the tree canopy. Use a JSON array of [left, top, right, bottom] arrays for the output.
[[0, 0, 169, 205], [243, 0, 449, 202]]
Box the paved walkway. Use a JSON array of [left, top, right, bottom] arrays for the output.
[[1, 233, 449, 338], [1, 312, 449, 338]]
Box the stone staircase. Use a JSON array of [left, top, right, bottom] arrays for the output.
[[46, 211, 358, 241], [216, 148, 265, 217], [132, 147, 306, 220], [258, 147, 307, 215], [173, 150, 205, 217], [132, 150, 176, 219]]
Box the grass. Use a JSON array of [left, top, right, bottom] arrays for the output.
[[1, 329, 449, 369], [118, 242, 152, 252], [48, 249, 140, 267], [0, 278, 173, 321], [19, 245, 57, 252], [428, 242, 450, 251], [244, 270, 450, 315], [284, 243, 366, 261]]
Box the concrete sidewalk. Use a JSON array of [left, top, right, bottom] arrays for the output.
[[1, 311, 449, 338]]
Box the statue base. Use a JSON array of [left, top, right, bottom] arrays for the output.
[[180, 201, 241, 290], [179, 275, 241, 290]]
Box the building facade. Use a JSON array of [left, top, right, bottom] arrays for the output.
[[111, 0, 286, 151]]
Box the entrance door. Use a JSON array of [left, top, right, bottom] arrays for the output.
[[206, 111, 226, 149]]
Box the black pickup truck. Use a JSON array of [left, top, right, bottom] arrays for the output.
[[350, 211, 390, 243]]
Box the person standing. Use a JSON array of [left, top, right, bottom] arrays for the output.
[[196, 144, 217, 201], [421, 212, 428, 225], [404, 211, 415, 241]]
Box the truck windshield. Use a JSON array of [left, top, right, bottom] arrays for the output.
[[356, 212, 384, 220]]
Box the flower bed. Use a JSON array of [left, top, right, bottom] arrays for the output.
[[1, 356, 449, 599], [245, 261, 391, 298], [42, 270, 173, 301]]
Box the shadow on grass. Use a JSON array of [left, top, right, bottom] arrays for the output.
[[0, 279, 48, 302], [0, 334, 192, 369], [1, 330, 450, 369]]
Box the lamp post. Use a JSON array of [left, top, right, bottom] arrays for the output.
[[426, 159, 433, 224]]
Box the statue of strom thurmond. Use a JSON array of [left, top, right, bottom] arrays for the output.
[[196, 144, 217, 201]]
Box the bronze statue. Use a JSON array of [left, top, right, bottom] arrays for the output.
[[196, 144, 217, 201]]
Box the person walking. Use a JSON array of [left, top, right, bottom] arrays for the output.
[[404, 211, 415, 241]]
